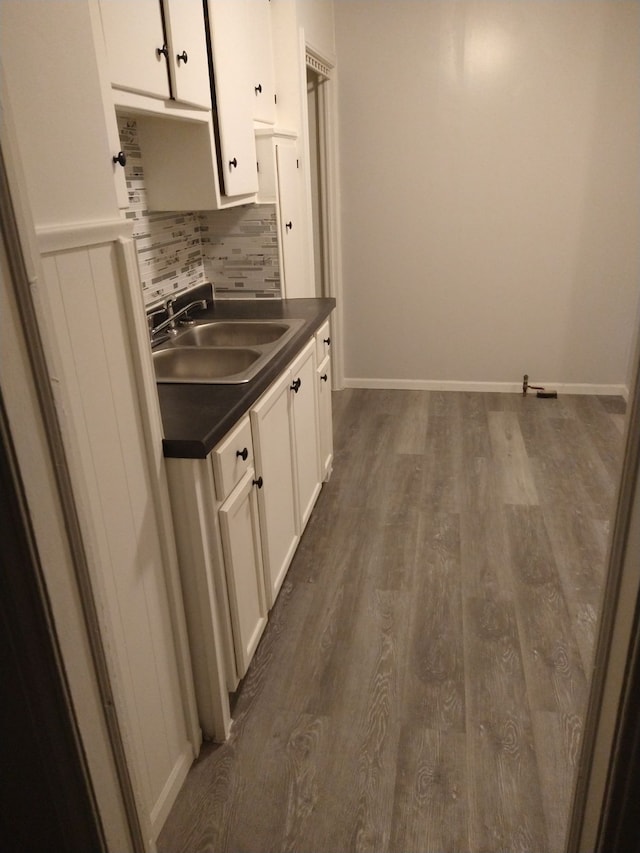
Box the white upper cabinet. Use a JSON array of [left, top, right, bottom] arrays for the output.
[[161, 0, 212, 108], [276, 138, 307, 297], [247, 0, 277, 125], [99, 0, 170, 100], [99, 0, 211, 109], [206, 0, 259, 196]]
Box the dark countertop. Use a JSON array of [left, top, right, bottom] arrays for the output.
[[157, 297, 336, 458]]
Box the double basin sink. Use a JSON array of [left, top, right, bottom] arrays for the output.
[[152, 318, 305, 384]]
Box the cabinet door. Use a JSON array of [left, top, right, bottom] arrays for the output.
[[247, 0, 276, 124], [207, 0, 259, 196], [99, 0, 171, 100], [290, 340, 321, 533], [250, 370, 298, 608], [276, 139, 307, 297], [316, 319, 332, 364], [218, 468, 267, 677], [317, 354, 333, 481], [162, 0, 211, 109]]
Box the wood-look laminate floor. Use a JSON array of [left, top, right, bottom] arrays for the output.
[[158, 389, 626, 853]]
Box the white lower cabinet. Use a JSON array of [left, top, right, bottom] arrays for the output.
[[167, 326, 330, 742], [219, 468, 267, 675], [289, 340, 322, 532], [315, 319, 334, 481], [317, 354, 333, 481], [250, 370, 299, 609]]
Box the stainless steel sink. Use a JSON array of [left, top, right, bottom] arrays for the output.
[[176, 320, 296, 347], [153, 347, 262, 383], [152, 318, 306, 384]]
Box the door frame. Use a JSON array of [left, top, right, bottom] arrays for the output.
[[567, 327, 640, 850], [301, 37, 344, 390], [0, 388, 108, 852]]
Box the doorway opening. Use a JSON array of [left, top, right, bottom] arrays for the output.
[[306, 64, 328, 299], [304, 47, 343, 388]]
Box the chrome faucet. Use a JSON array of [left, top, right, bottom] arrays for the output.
[[150, 298, 207, 339]]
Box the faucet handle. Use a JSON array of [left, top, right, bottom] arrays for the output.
[[147, 309, 166, 334]]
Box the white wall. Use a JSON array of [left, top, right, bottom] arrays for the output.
[[335, 1, 640, 391], [297, 0, 336, 62]]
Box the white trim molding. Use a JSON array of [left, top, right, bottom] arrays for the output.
[[344, 377, 628, 397], [37, 217, 133, 255]]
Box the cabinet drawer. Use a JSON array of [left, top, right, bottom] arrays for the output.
[[212, 416, 254, 500], [316, 319, 331, 363]]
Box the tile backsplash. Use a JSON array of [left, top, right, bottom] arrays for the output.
[[200, 206, 280, 299], [117, 116, 280, 306]]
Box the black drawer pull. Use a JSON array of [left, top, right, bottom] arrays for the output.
[[156, 44, 168, 59], [236, 447, 248, 461], [285, 221, 293, 231], [253, 476, 263, 489], [323, 336, 331, 346], [112, 151, 127, 167], [321, 373, 328, 382], [229, 157, 238, 169], [177, 50, 188, 64], [255, 83, 262, 94], [290, 378, 301, 393]]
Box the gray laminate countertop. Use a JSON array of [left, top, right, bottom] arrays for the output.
[[156, 297, 336, 458]]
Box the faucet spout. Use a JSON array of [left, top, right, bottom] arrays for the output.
[[151, 299, 207, 338]]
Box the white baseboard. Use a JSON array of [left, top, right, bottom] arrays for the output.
[[343, 377, 628, 397]]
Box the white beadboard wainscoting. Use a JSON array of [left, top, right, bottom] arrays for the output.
[[36, 220, 200, 844]]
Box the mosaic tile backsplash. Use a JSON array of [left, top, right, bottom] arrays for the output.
[[200, 206, 280, 298], [117, 116, 280, 305]]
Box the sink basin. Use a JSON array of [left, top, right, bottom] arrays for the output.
[[177, 321, 295, 347], [152, 317, 306, 384], [153, 347, 262, 383]]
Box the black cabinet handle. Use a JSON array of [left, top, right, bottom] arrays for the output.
[[253, 476, 263, 489], [229, 157, 238, 169], [236, 447, 248, 461], [156, 44, 168, 59], [112, 151, 127, 167], [290, 378, 301, 393], [321, 373, 328, 382], [177, 50, 188, 64], [323, 337, 331, 346], [255, 83, 262, 94], [285, 221, 293, 231]]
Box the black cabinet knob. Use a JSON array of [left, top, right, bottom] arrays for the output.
[[290, 378, 301, 393], [323, 337, 331, 346], [177, 50, 188, 64], [255, 83, 262, 94], [285, 221, 293, 231], [229, 157, 238, 169], [112, 151, 127, 167], [253, 476, 263, 489], [236, 447, 248, 461], [321, 373, 328, 382], [156, 44, 168, 59]]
